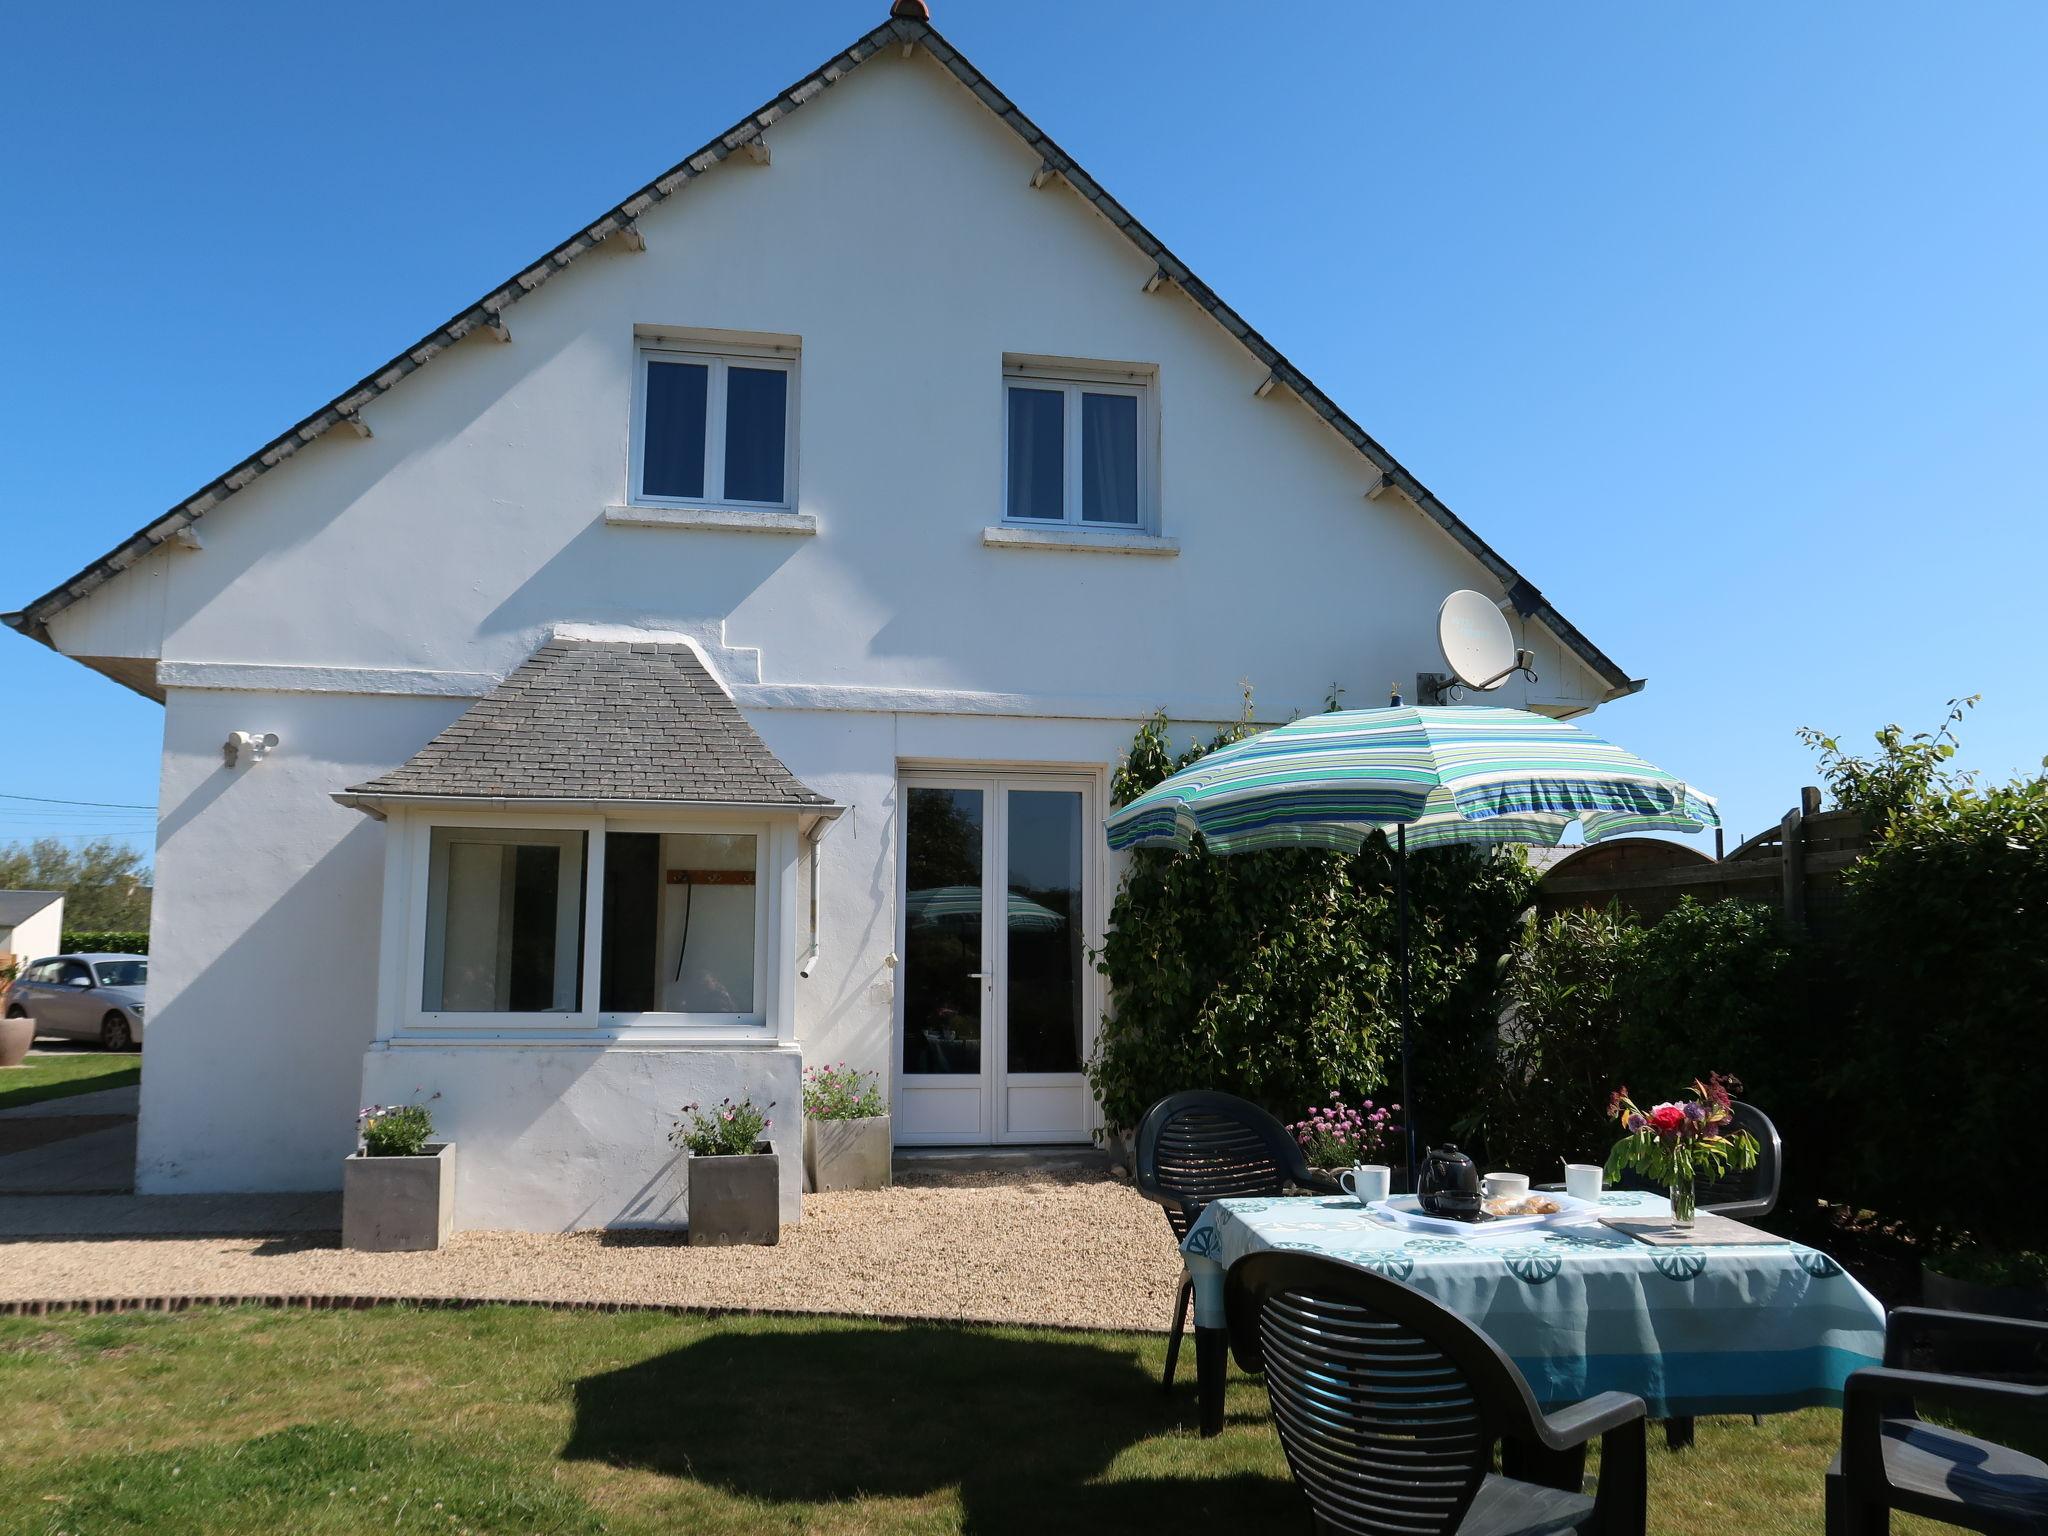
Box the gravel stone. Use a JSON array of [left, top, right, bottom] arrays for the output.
[[0, 1166, 1185, 1333]]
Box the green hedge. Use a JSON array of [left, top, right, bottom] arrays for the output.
[[62, 931, 149, 955]]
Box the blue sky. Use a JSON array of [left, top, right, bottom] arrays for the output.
[[2, 1, 2042, 861]]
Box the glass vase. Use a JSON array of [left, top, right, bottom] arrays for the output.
[[1668, 1178, 1697, 1231]]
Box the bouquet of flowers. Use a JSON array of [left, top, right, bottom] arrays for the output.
[[1288, 1092, 1401, 1171], [1604, 1073, 1758, 1226]]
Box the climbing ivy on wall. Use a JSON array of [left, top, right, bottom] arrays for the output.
[[1088, 708, 1537, 1138]]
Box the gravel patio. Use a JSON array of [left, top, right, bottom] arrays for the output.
[[0, 1162, 1184, 1333]]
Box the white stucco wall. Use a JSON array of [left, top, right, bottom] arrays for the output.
[[37, 43, 1621, 1216], [1, 900, 65, 967]]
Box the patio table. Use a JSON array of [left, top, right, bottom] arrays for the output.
[[1179, 1189, 1886, 1438]]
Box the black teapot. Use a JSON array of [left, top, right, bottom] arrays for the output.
[[1416, 1145, 1485, 1221]]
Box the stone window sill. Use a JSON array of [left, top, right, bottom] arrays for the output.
[[605, 504, 818, 535], [981, 525, 1179, 557]]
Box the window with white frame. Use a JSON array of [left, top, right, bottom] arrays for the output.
[[634, 343, 796, 509], [1003, 361, 1154, 528], [416, 820, 768, 1028]]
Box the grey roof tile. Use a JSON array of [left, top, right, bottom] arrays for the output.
[[347, 640, 830, 808]]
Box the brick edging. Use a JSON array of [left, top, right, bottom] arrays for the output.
[[0, 1292, 1160, 1337]]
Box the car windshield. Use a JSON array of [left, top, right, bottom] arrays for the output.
[[92, 961, 146, 988]]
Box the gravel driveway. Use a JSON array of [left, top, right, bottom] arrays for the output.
[[0, 1165, 1185, 1334]]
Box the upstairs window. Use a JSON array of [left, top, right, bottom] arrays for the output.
[[635, 344, 795, 509], [1003, 361, 1154, 528]]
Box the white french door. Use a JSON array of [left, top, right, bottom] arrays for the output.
[[893, 771, 1098, 1145]]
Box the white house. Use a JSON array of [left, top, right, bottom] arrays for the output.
[[0, 891, 65, 969], [5, 3, 1640, 1231]]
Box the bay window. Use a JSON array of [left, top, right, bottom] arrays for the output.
[[402, 814, 782, 1036]]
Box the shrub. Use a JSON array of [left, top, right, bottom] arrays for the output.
[[803, 1064, 885, 1120], [672, 1097, 773, 1157], [62, 930, 148, 956], [1830, 765, 2048, 1251], [1088, 710, 1535, 1138], [1460, 906, 1636, 1172], [357, 1102, 435, 1158]]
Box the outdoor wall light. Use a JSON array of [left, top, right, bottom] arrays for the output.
[[223, 731, 279, 767]]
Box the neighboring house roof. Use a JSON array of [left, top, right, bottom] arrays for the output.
[[343, 640, 832, 809], [0, 890, 63, 925], [3, 7, 1637, 700]]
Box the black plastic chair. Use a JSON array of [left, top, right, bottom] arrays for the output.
[[1825, 1307, 2048, 1534], [1228, 1251, 1648, 1535], [1133, 1090, 1339, 1391]]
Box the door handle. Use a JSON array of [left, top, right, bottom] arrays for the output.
[[967, 972, 988, 980]]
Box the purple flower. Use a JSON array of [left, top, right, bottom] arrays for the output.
[[1625, 1111, 1648, 1134]]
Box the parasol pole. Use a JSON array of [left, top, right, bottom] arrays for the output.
[[1397, 820, 1416, 1189]]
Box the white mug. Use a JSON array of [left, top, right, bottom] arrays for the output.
[[1565, 1163, 1605, 1203], [1339, 1164, 1391, 1204]]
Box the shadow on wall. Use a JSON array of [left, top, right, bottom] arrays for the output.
[[479, 513, 808, 653], [560, 1322, 1294, 1533], [136, 823, 387, 1189]]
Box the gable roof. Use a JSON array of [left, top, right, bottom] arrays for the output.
[[0, 890, 63, 926], [342, 639, 831, 809], [5, 8, 1638, 701]]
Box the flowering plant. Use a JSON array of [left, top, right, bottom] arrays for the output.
[[1288, 1092, 1401, 1171], [672, 1096, 773, 1157], [357, 1093, 440, 1158], [802, 1063, 886, 1121], [1604, 1074, 1757, 1220]]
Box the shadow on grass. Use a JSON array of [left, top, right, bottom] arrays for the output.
[[563, 1321, 1295, 1533]]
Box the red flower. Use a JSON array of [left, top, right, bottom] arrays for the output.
[[1648, 1104, 1687, 1135]]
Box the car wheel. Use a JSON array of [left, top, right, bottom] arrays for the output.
[[4, 1004, 23, 1019], [101, 1013, 134, 1052]]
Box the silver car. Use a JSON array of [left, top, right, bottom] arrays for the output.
[[5, 953, 147, 1051]]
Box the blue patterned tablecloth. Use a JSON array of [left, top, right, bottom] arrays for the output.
[[1180, 1190, 1886, 1418]]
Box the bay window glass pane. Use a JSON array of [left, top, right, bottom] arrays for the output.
[[1081, 391, 1139, 524], [723, 366, 788, 504], [642, 359, 708, 499], [424, 830, 583, 1012], [1006, 387, 1064, 520], [659, 833, 758, 1014]]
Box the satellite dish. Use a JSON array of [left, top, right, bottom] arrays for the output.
[[1438, 590, 1516, 690], [1433, 590, 1535, 696]]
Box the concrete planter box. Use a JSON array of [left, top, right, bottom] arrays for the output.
[[343, 1142, 455, 1252], [805, 1114, 892, 1192], [688, 1142, 780, 1246], [0, 1014, 32, 1069]]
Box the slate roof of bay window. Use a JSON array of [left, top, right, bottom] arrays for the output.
[[347, 640, 831, 807], [3, 8, 1637, 701]]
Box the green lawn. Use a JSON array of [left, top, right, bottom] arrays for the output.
[[0, 1303, 1982, 1535], [0, 1052, 138, 1113]]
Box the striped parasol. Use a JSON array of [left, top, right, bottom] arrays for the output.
[[1103, 704, 1719, 1179], [1106, 705, 1718, 855]]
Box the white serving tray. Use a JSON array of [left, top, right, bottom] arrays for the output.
[[1365, 1193, 1600, 1238]]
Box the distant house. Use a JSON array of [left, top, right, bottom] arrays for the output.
[[0, 891, 65, 969], [2, 3, 1640, 1230]]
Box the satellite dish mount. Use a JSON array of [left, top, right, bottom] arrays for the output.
[[1418, 589, 1537, 705]]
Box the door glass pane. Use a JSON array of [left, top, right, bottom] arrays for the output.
[[723, 366, 788, 504], [1081, 392, 1139, 524], [424, 830, 582, 1012], [903, 787, 984, 1075], [1006, 386, 1065, 520], [1005, 790, 1083, 1074], [642, 359, 708, 498]]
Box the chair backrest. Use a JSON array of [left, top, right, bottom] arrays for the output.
[[1698, 1101, 1782, 1218], [1227, 1251, 1549, 1536], [1134, 1090, 1303, 1239]]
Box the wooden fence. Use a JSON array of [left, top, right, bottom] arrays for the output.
[[1535, 788, 1868, 936]]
